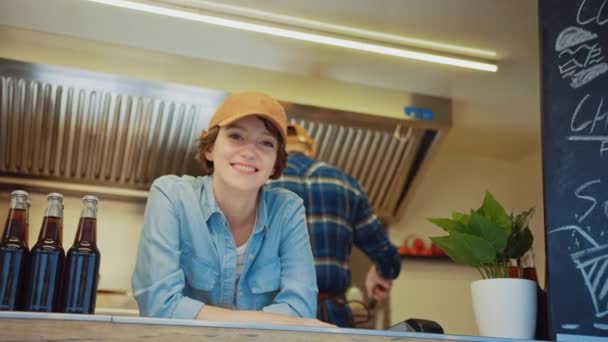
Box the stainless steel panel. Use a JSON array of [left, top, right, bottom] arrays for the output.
[[0, 58, 448, 222], [0, 59, 226, 190], [287, 115, 436, 220]]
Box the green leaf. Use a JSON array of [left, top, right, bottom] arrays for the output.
[[452, 211, 470, 225], [430, 232, 496, 267], [506, 227, 534, 259], [513, 207, 535, 233], [478, 191, 512, 235], [427, 191, 535, 276], [468, 212, 508, 252], [428, 218, 465, 233]]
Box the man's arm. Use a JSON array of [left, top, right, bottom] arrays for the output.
[[349, 178, 401, 302]]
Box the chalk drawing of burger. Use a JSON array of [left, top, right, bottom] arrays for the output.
[[555, 26, 608, 88]]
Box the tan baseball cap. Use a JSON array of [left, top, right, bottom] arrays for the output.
[[287, 124, 314, 147], [286, 123, 316, 156], [207, 91, 287, 142]]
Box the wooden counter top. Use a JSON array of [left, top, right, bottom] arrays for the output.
[[0, 311, 535, 342]]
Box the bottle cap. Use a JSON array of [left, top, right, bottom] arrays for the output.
[[82, 195, 99, 203], [11, 190, 29, 198], [47, 192, 64, 200]]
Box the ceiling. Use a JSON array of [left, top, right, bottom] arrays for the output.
[[0, 0, 541, 158], [160, 0, 541, 159]]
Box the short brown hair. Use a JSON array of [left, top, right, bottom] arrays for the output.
[[197, 116, 287, 180]]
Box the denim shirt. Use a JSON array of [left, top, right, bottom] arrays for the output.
[[132, 175, 318, 319]]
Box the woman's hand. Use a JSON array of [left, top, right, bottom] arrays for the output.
[[263, 313, 336, 328], [197, 305, 336, 328]]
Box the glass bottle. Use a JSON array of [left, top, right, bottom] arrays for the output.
[[25, 199, 30, 246], [521, 248, 548, 340], [520, 249, 538, 282], [60, 196, 100, 314], [0, 190, 31, 310], [508, 258, 521, 278], [24, 193, 65, 312]]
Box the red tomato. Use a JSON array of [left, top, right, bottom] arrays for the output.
[[413, 238, 425, 251], [432, 245, 446, 256]]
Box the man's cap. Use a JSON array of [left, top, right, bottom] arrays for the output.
[[287, 123, 315, 149], [207, 91, 287, 142], [286, 124, 316, 157]]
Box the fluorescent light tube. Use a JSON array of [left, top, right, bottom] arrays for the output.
[[176, 0, 496, 59], [86, 0, 498, 72]]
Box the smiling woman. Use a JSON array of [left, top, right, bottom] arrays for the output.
[[204, 116, 281, 199], [131, 92, 332, 328]]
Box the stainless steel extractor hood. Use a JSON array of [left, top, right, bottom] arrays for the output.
[[0, 58, 450, 222]]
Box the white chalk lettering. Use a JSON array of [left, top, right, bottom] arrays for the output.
[[571, 94, 594, 132], [575, 179, 601, 223], [570, 94, 608, 134], [568, 94, 608, 155], [578, 0, 608, 25]]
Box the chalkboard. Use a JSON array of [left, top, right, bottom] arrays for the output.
[[541, 0, 608, 339]]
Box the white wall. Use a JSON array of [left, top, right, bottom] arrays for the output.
[[389, 134, 544, 335]]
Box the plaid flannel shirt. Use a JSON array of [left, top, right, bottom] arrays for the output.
[[268, 153, 401, 294]]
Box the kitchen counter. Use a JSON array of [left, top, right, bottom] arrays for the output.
[[0, 311, 543, 342]]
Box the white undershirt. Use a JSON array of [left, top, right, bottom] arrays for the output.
[[234, 215, 256, 305], [236, 238, 250, 279]]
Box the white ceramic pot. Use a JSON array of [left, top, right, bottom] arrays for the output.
[[471, 278, 537, 339]]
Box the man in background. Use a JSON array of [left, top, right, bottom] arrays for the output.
[[268, 124, 401, 328]]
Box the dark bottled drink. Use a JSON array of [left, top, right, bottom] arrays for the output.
[[0, 190, 30, 311], [60, 196, 100, 314], [521, 248, 548, 340], [24, 198, 30, 247], [521, 253, 538, 282], [24, 193, 65, 312], [507, 258, 520, 278]]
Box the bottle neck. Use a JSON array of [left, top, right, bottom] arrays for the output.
[[73, 198, 98, 246], [521, 249, 538, 282], [74, 217, 97, 246], [3, 194, 29, 242], [508, 258, 521, 278], [9, 194, 28, 210], [25, 201, 30, 246], [45, 198, 64, 218], [36, 198, 64, 243], [521, 249, 535, 268], [3, 208, 28, 242], [38, 216, 63, 244], [80, 202, 97, 219]]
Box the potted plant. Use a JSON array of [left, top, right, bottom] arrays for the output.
[[428, 191, 537, 339]]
